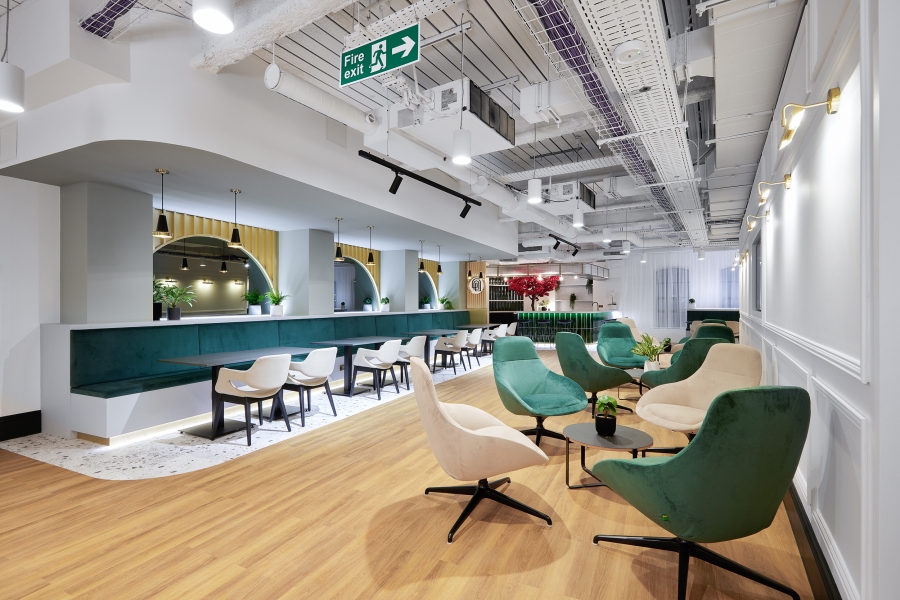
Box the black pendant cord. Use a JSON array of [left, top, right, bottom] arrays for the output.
[[2, 0, 9, 64], [160, 171, 165, 212]]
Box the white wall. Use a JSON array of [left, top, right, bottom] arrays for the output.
[[0, 176, 60, 417], [380, 250, 417, 311]]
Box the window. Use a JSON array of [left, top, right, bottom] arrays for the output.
[[720, 267, 739, 308], [655, 267, 689, 328], [752, 231, 763, 312]]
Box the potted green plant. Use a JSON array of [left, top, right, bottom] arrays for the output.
[[243, 289, 264, 315], [688, 298, 696, 308], [662, 337, 672, 352], [266, 290, 289, 316], [438, 296, 450, 310], [420, 295, 431, 309], [569, 292, 577, 310], [631, 333, 666, 371], [442, 298, 454, 310], [363, 297, 374, 311], [163, 285, 196, 321], [152, 278, 168, 321], [595, 395, 617, 436], [538, 298, 550, 311], [380, 297, 390, 312], [585, 278, 593, 295]]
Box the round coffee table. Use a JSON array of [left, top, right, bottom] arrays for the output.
[[563, 423, 654, 489]]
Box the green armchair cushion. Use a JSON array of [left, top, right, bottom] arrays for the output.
[[596, 322, 645, 368], [556, 332, 632, 393], [492, 337, 587, 417], [593, 386, 810, 543], [694, 324, 735, 343], [641, 338, 728, 389]]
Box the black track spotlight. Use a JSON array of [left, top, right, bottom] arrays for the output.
[[389, 172, 403, 195], [553, 240, 561, 250], [571, 247, 579, 257], [460, 202, 471, 218]]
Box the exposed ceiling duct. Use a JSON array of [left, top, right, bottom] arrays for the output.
[[495, 157, 621, 184]]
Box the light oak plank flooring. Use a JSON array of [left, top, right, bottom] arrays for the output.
[[0, 350, 813, 600]]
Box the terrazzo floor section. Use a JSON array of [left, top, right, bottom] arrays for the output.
[[0, 354, 493, 481]]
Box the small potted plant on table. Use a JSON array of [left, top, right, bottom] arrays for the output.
[[363, 297, 374, 311], [380, 297, 390, 312], [632, 333, 665, 371], [244, 289, 264, 315], [420, 295, 431, 310], [163, 285, 196, 321], [595, 395, 618, 436], [266, 290, 289, 316]]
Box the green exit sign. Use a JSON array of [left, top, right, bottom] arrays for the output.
[[340, 23, 420, 87]]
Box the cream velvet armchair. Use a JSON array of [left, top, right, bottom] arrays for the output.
[[617, 317, 660, 345], [282, 347, 337, 426], [410, 357, 552, 543], [215, 354, 292, 446], [636, 344, 761, 453]]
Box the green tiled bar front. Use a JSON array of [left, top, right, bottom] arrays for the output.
[[517, 312, 613, 343]]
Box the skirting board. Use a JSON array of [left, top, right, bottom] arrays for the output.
[[0, 410, 41, 442], [784, 483, 843, 600]]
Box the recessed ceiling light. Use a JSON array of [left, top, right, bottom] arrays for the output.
[[613, 40, 647, 65]]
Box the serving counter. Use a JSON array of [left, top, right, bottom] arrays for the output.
[[516, 311, 614, 344]]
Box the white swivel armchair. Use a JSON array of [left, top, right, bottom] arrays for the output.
[[465, 328, 483, 367], [215, 354, 292, 445], [433, 331, 469, 374], [351, 339, 401, 400], [636, 344, 762, 454], [395, 335, 427, 391], [282, 347, 338, 426], [410, 357, 552, 543]]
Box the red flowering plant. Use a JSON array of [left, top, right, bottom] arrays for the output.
[[507, 276, 561, 311]]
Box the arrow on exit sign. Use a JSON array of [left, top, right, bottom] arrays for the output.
[[340, 22, 420, 87]]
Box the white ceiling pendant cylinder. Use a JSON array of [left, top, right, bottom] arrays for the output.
[[698, 249, 706, 260], [602, 228, 612, 243], [572, 202, 584, 228], [527, 178, 542, 204], [0, 61, 24, 113], [193, 0, 235, 34], [622, 240, 631, 254], [451, 128, 472, 165], [640, 250, 647, 263]]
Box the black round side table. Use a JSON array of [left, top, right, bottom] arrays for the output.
[[563, 423, 654, 489]]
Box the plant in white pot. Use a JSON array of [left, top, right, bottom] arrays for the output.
[[163, 285, 196, 321], [420, 295, 431, 310], [243, 289, 264, 315], [595, 395, 618, 436], [380, 297, 390, 312], [631, 334, 665, 371], [266, 290, 289, 316], [363, 297, 374, 311], [438, 296, 450, 310], [688, 297, 696, 308]]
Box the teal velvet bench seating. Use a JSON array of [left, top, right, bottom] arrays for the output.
[[61, 311, 472, 440]]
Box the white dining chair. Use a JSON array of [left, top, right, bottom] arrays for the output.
[[282, 347, 338, 426], [465, 328, 483, 367], [351, 339, 401, 399], [215, 354, 291, 445], [395, 335, 427, 390], [433, 331, 469, 374]]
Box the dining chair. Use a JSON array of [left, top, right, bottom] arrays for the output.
[[351, 340, 401, 399], [394, 335, 427, 390], [282, 347, 338, 426], [434, 331, 469, 374], [465, 328, 483, 367], [215, 354, 291, 445]]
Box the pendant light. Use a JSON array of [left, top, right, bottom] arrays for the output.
[[179, 240, 190, 270], [366, 225, 375, 265], [0, 0, 24, 114], [418, 240, 426, 273], [451, 8, 472, 165], [219, 241, 228, 273], [478, 255, 483, 280], [193, 0, 235, 34], [573, 200, 584, 228], [436, 244, 443, 275], [227, 189, 243, 248], [527, 126, 541, 203], [334, 217, 344, 261], [152, 169, 172, 239], [467, 253, 472, 279], [698, 248, 706, 261]]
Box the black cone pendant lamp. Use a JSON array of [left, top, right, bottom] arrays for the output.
[[418, 240, 426, 273], [227, 189, 243, 248], [366, 225, 375, 265], [179, 240, 189, 270], [334, 217, 344, 261], [436, 244, 443, 275], [467, 253, 472, 279], [220, 241, 228, 273], [152, 168, 172, 239]]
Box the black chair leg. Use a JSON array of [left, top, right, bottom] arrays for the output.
[[350, 368, 358, 398], [405, 364, 410, 391], [243, 403, 252, 446], [298, 389, 305, 428], [306, 388, 312, 411], [374, 369, 381, 400], [450, 355, 457, 375], [257, 401, 264, 425], [390, 367, 399, 394], [277, 393, 291, 432], [520, 416, 566, 447], [323, 383, 337, 416]]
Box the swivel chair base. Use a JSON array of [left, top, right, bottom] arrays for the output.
[[592, 535, 799, 600], [426, 477, 552, 543], [520, 416, 566, 447]]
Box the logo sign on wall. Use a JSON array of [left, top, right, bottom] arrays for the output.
[[468, 277, 484, 295], [340, 23, 420, 87]]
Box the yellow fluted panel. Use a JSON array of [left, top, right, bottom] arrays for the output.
[[466, 261, 487, 309], [153, 209, 278, 290]]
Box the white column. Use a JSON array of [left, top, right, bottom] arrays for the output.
[[380, 250, 418, 311], [278, 229, 334, 316]]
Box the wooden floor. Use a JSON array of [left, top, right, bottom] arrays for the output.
[[0, 351, 813, 600]]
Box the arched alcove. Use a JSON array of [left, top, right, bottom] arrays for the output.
[[334, 257, 379, 312], [418, 271, 438, 308]]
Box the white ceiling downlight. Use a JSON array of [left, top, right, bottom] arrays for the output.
[[613, 40, 647, 66], [193, 0, 234, 34]]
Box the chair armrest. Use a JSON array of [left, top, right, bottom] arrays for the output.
[[215, 367, 249, 395], [442, 402, 506, 430]]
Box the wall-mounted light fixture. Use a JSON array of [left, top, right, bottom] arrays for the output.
[[234, 279, 244, 285], [152, 169, 172, 238], [243, 258, 249, 268], [334, 217, 344, 262], [779, 87, 840, 149], [202, 279, 213, 285], [746, 211, 770, 231], [418, 240, 426, 273], [227, 189, 243, 248], [758, 173, 792, 205]]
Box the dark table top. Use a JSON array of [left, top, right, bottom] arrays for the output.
[[158, 346, 317, 367], [312, 336, 409, 347], [563, 423, 654, 451], [456, 324, 493, 329], [406, 329, 464, 337]]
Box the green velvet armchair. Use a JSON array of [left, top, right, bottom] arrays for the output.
[[641, 338, 727, 390], [701, 318, 727, 325], [592, 386, 810, 600], [556, 332, 633, 416], [596, 322, 645, 369], [492, 336, 588, 446], [695, 324, 736, 343]]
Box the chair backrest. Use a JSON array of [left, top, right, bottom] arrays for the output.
[[494, 325, 507, 338], [726, 320, 740, 336], [451, 330, 468, 348], [682, 344, 761, 409], [402, 335, 427, 358], [241, 354, 291, 390], [468, 328, 483, 344], [695, 324, 735, 343], [556, 331, 630, 392], [375, 339, 402, 363], [493, 337, 585, 416], [506, 322, 517, 335], [617, 317, 643, 342], [643, 338, 726, 387], [596, 322, 638, 358], [702, 318, 727, 325], [293, 347, 337, 378], [409, 357, 469, 479]]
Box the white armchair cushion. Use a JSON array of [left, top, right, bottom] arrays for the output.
[[215, 354, 290, 398]]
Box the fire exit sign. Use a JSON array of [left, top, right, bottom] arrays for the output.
[[340, 23, 420, 87]]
